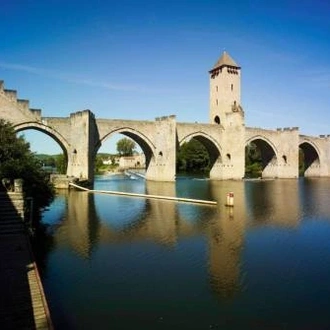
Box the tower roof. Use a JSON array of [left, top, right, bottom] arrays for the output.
[[210, 51, 240, 72]]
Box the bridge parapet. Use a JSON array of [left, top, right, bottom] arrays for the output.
[[3, 89, 17, 101], [30, 109, 42, 117], [0, 80, 42, 123], [300, 134, 330, 141], [318, 134, 330, 139], [281, 127, 299, 131]]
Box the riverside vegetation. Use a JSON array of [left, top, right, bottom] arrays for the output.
[[0, 120, 55, 222]]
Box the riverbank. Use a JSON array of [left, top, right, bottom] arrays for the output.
[[0, 192, 53, 330], [0, 234, 53, 329]]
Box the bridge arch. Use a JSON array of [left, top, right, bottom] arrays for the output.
[[245, 135, 278, 178], [299, 139, 321, 177], [97, 127, 156, 168], [13, 122, 72, 176], [179, 131, 223, 171], [14, 121, 71, 157]]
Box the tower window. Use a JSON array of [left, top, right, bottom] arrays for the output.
[[214, 116, 220, 125], [216, 86, 218, 92], [231, 84, 233, 91], [216, 99, 218, 106]]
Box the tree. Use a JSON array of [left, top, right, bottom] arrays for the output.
[[94, 154, 104, 173], [177, 138, 210, 173], [34, 154, 56, 167], [55, 153, 67, 174], [245, 142, 262, 178], [0, 120, 54, 211], [116, 137, 136, 156]]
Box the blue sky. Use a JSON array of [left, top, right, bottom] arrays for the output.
[[1, 0, 329, 154]]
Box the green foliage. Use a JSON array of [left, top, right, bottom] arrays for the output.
[[93, 154, 119, 174], [34, 154, 56, 167], [55, 154, 67, 174], [177, 139, 210, 173], [245, 162, 262, 178], [245, 143, 263, 178], [97, 153, 112, 158], [94, 154, 105, 174], [0, 120, 54, 210], [116, 138, 136, 156], [33, 153, 66, 174]]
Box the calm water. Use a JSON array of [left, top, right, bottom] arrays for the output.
[[35, 175, 330, 329]]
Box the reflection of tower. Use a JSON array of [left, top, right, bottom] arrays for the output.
[[56, 190, 100, 259], [209, 51, 243, 127], [208, 211, 245, 299], [208, 180, 246, 299]]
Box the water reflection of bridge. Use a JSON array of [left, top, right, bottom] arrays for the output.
[[52, 179, 330, 299]]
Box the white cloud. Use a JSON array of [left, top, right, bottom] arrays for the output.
[[0, 60, 162, 92]]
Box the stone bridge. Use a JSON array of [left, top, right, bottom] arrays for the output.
[[1, 51, 329, 182]]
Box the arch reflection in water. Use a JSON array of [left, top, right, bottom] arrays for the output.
[[55, 190, 101, 259], [299, 178, 330, 219], [47, 176, 248, 301], [245, 179, 301, 228], [38, 177, 330, 329]]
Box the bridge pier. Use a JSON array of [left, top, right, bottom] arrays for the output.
[[66, 110, 99, 184], [209, 158, 245, 180], [144, 116, 177, 182]]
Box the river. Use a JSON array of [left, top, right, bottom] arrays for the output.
[[35, 175, 330, 329]]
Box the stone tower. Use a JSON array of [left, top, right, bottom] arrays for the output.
[[209, 51, 244, 127]]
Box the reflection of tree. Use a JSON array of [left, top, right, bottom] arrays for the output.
[[32, 190, 69, 277]]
